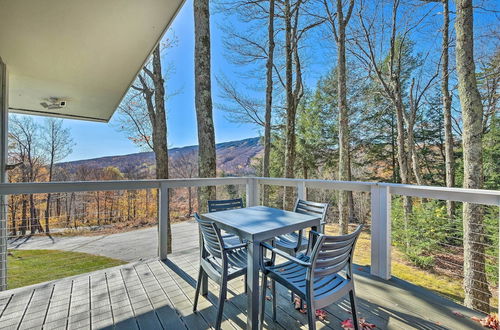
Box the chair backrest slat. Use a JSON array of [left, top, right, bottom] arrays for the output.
[[195, 214, 224, 259], [310, 225, 363, 279], [313, 258, 351, 277], [294, 199, 328, 225], [208, 198, 243, 213]]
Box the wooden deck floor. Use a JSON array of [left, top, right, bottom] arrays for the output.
[[0, 221, 485, 329]]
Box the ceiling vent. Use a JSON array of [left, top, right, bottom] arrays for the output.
[[40, 97, 67, 110]]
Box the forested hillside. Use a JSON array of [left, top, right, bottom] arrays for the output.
[[57, 137, 262, 177]]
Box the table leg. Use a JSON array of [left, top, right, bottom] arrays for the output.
[[311, 224, 319, 247], [247, 239, 260, 330]]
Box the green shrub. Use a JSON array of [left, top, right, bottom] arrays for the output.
[[392, 198, 449, 269]]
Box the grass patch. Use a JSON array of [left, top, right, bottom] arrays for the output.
[[8, 249, 126, 289]]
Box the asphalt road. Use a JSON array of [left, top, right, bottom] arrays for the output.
[[7, 221, 198, 262]]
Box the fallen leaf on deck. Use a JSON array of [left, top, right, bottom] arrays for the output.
[[341, 318, 377, 329], [265, 295, 272, 301], [471, 313, 499, 329], [294, 297, 302, 310], [341, 319, 354, 329], [471, 316, 482, 323], [315, 309, 328, 321], [359, 318, 376, 329], [452, 311, 465, 318]]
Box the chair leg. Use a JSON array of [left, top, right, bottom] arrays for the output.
[[193, 266, 203, 312], [215, 279, 227, 330], [349, 289, 359, 330], [260, 274, 268, 327], [271, 279, 277, 322], [306, 300, 316, 330]]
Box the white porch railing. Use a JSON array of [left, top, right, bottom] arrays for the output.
[[0, 176, 499, 307]]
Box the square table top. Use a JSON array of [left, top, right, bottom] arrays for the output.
[[200, 205, 321, 242]]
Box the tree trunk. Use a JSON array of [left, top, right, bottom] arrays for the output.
[[188, 187, 193, 216], [194, 0, 217, 211], [442, 0, 455, 219], [21, 195, 27, 235], [150, 46, 172, 254], [392, 82, 412, 222], [44, 162, 53, 233], [262, 0, 275, 206], [96, 192, 100, 225], [336, 0, 352, 234], [390, 112, 398, 182], [29, 193, 42, 234], [347, 151, 355, 222], [455, 0, 490, 313], [406, 80, 425, 186], [44, 193, 51, 233], [10, 196, 17, 236], [283, 0, 296, 210]]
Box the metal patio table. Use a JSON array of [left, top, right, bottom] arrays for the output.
[[200, 205, 321, 330]]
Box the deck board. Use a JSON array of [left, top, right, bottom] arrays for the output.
[[0, 221, 487, 330]]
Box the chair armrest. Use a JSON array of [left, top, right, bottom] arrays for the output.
[[261, 242, 311, 267], [224, 242, 247, 250], [309, 230, 322, 237]]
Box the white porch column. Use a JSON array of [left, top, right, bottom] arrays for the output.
[[370, 184, 391, 280], [246, 178, 259, 207], [0, 58, 8, 290], [297, 180, 306, 200], [158, 182, 169, 260]]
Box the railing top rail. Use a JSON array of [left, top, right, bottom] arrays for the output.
[[255, 177, 499, 205], [0, 176, 498, 206], [256, 177, 374, 192], [0, 177, 248, 195]]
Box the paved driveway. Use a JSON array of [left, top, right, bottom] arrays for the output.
[[7, 221, 198, 262]]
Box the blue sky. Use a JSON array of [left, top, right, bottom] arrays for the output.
[[22, 0, 260, 162], [12, 0, 499, 162]]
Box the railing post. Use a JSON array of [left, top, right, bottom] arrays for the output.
[[370, 184, 391, 280], [158, 182, 169, 260], [246, 178, 259, 207], [0, 58, 8, 291], [297, 180, 306, 200]]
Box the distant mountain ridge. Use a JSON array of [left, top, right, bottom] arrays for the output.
[[57, 137, 263, 176]]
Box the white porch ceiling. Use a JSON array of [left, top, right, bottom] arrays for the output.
[[0, 0, 184, 122]]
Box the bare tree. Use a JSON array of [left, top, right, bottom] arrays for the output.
[[282, 0, 323, 209], [441, 0, 455, 218], [421, 0, 455, 215], [406, 65, 440, 186], [322, 0, 355, 234], [9, 115, 44, 234], [455, 0, 490, 313], [120, 44, 172, 252], [353, 0, 429, 219], [263, 0, 276, 205], [170, 150, 198, 215], [41, 118, 73, 233], [194, 0, 217, 211], [216, 0, 277, 204]]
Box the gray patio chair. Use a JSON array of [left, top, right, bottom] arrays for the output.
[[274, 199, 329, 255], [193, 213, 248, 329], [208, 198, 244, 246], [260, 225, 363, 330]]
